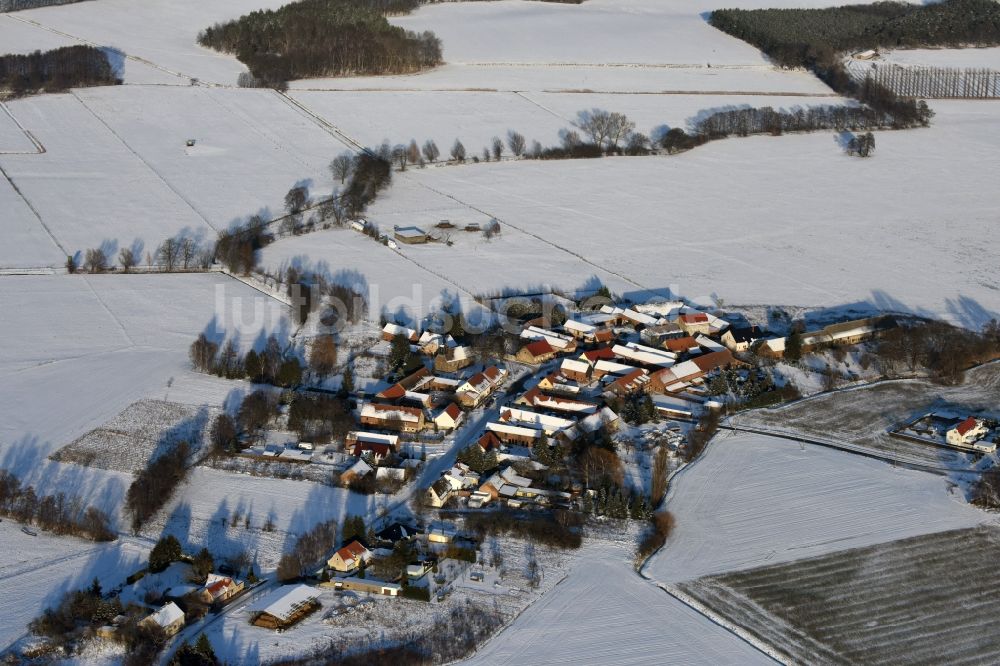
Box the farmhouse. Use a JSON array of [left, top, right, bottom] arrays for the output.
[[341, 458, 374, 483], [516, 339, 557, 365], [649, 350, 738, 393], [579, 346, 617, 366], [382, 323, 419, 342], [140, 602, 185, 637], [612, 342, 677, 368], [946, 417, 990, 449], [393, 226, 428, 244], [559, 358, 591, 383], [249, 585, 320, 630], [664, 336, 700, 355], [455, 366, 507, 407], [346, 431, 399, 451], [435, 345, 473, 373], [641, 322, 683, 345], [351, 440, 393, 463], [359, 403, 425, 432], [328, 540, 373, 573], [563, 319, 597, 339], [677, 312, 712, 335], [199, 574, 244, 604], [721, 326, 767, 353], [432, 403, 464, 431]]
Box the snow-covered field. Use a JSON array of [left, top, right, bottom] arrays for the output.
[[645, 433, 987, 583], [347, 100, 1000, 328], [463, 535, 771, 666], [0, 274, 287, 511], [0, 521, 148, 651], [877, 46, 1000, 70]]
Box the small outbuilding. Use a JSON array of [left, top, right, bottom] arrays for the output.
[[393, 226, 428, 244]]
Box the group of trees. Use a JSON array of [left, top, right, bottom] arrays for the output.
[[277, 518, 338, 581], [634, 511, 675, 568], [189, 332, 305, 388], [579, 481, 654, 521], [215, 215, 272, 275], [125, 441, 193, 533], [287, 392, 354, 444], [693, 103, 927, 141], [29, 578, 124, 646], [0, 469, 115, 541], [198, 0, 441, 88], [0, 46, 118, 97], [464, 509, 583, 549], [868, 64, 1000, 99], [872, 319, 1000, 384]]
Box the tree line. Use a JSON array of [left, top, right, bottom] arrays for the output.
[[125, 441, 193, 533], [0, 469, 116, 541], [0, 45, 118, 97], [198, 0, 441, 88]]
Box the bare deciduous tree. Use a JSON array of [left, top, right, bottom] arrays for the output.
[[157, 238, 180, 271], [329, 152, 353, 184], [84, 247, 107, 273], [507, 130, 526, 157], [491, 136, 503, 161], [422, 139, 440, 163], [450, 139, 466, 163], [118, 247, 137, 272]]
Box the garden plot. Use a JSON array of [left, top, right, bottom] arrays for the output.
[[677, 526, 1000, 665], [0, 93, 213, 261], [734, 362, 1000, 470], [644, 433, 985, 583], [74, 86, 350, 232], [51, 399, 219, 473], [383, 100, 1000, 328]]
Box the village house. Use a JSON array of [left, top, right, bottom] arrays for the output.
[[140, 602, 185, 637], [721, 326, 767, 353], [381, 323, 419, 342], [416, 330, 447, 355], [563, 319, 597, 340], [434, 345, 473, 373], [946, 417, 991, 449], [486, 421, 541, 446], [578, 346, 617, 367], [521, 325, 577, 351], [411, 374, 463, 394], [612, 342, 677, 368], [499, 406, 577, 436], [476, 430, 502, 454], [351, 440, 393, 463], [328, 540, 373, 573], [604, 367, 650, 397], [592, 358, 643, 380], [455, 365, 507, 408], [249, 585, 320, 630], [677, 312, 713, 335], [199, 574, 244, 604], [432, 402, 464, 431], [641, 322, 683, 346], [559, 358, 591, 383], [516, 387, 599, 415], [537, 372, 583, 395], [427, 477, 456, 507], [341, 458, 374, 484], [359, 403, 425, 433], [648, 349, 738, 393], [696, 335, 727, 353], [664, 336, 700, 355], [516, 339, 558, 365]]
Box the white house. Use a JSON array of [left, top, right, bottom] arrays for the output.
[[947, 417, 990, 448]]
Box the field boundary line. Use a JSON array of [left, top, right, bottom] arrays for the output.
[[276, 91, 366, 152], [69, 91, 220, 233], [0, 162, 67, 256], [0, 100, 45, 154]]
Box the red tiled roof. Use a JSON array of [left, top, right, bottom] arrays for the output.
[[956, 417, 979, 435], [693, 350, 734, 372], [478, 431, 501, 452], [594, 330, 614, 343], [681, 313, 709, 324], [337, 540, 369, 562], [582, 347, 616, 362], [524, 340, 554, 357], [352, 442, 391, 458], [377, 384, 406, 400], [483, 366, 501, 381], [444, 403, 461, 420], [664, 336, 698, 353]]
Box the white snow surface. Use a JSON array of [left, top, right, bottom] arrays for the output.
[[462, 536, 770, 666], [645, 433, 987, 583]]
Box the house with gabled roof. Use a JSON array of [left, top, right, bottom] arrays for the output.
[[603, 368, 650, 397], [140, 602, 185, 637], [516, 339, 557, 365], [434, 345, 473, 373], [947, 417, 990, 448], [559, 358, 591, 383], [328, 540, 373, 573], [382, 323, 419, 342], [455, 365, 506, 408], [359, 403, 425, 432], [721, 326, 767, 353], [432, 402, 464, 431]]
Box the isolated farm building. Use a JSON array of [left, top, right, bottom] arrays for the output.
[[382, 323, 419, 342], [328, 540, 373, 573], [435, 345, 473, 373], [604, 368, 650, 397], [804, 316, 897, 349], [721, 326, 767, 353], [455, 365, 507, 407], [559, 358, 591, 383], [852, 48, 879, 60], [432, 402, 465, 431], [393, 226, 428, 244], [427, 477, 455, 508], [249, 585, 320, 629], [140, 602, 185, 637], [946, 417, 990, 449], [516, 339, 557, 365], [359, 403, 425, 432], [199, 574, 244, 604]]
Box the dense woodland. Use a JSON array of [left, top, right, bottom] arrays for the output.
[[198, 0, 441, 87], [0, 0, 83, 11], [711, 0, 1000, 123], [0, 46, 118, 97]]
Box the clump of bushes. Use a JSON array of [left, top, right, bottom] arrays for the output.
[[634, 510, 675, 569]]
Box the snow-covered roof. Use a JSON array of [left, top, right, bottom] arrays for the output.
[[383, 323, 418, 339], [578, 407, 620, 433], [521, 326, 574, 349], [360, 403, 422, 423], [593, 359, 641, 375], [146, 602, 184, 629], [347, 431, 400, 447], [612, 344, 675, 368], [487, 422, 541, 438], [560, 358, 590, 375], [500, 407, 576, 432], [696, 335, 726, 352], [563, 319, 597, 334], [346, 459, 374, 478]]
